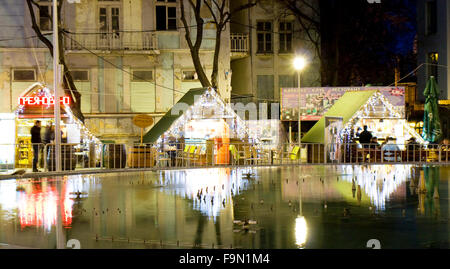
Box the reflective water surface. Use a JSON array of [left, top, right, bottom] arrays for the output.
[[0, 165, 448, 249]]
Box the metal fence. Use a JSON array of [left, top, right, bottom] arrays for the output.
[[1, 142, 449, 174]]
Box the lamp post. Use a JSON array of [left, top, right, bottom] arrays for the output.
[[293, 56, 307, 157], [52, 0, 64, 250], [53, 0, 61, 173]]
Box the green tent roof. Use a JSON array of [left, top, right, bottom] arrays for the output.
[[301, 90, 377, 143], [143, 88, 206, 143]]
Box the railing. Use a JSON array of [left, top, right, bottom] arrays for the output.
[[230, 33, 249, 53], [0, 142, 449, 176], [65, 31, 158, 51]]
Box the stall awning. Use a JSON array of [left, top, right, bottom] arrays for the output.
[[302, 91, 376, 143], [143, 88, 206, 143]]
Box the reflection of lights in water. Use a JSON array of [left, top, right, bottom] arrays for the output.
[[340, 165, 411, 210], [0, 180, 18, 212], [18, 189, 58, 232], [295, 216, 307, 248], [160, 168, 251, 219], [16, 180, 76, 232]]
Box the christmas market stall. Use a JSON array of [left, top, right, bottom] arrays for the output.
[[301, 90, 425, 163], [2, 82, 102, 171], [143, 87, 257, 166]]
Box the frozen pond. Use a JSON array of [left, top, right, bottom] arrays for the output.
[[0, 165, 449, 249]]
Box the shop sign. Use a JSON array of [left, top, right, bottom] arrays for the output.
[[133, 114, 154, 128], [18, 96, 71, 106]]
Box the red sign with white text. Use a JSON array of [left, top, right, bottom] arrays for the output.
[[19, 96, 70, 106]]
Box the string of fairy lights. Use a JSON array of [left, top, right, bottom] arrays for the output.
[[16, 82, 103, 152], [156, 87, 258, 146], [340, 91, 426, 144]]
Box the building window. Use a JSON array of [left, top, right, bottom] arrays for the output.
[[71, 70, 89, 81], [257, 21, 272, 53], [182, 70, 198, 81], [428, 52, 438, 81], [13, 69, 36, 81], [257, 75, 274, 100], [37, 0, 52, 31], [156, 0, 177, 31], [132, 70, 154, 82], [279, 22, 293, 53], [426, 0, 437, 35], [98, 2, 121, 35], [279, 74, 298, 88]]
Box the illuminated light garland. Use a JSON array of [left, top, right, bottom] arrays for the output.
[[15, 83, 103, 158], [340, 91, 425, 144], [156, 88, 257, 146]]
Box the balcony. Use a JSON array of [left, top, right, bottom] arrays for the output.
[[64, 31, 158, 53], [230, 33, 249, 59]]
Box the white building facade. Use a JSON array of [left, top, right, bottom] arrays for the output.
[[0, 0, 232, 144]]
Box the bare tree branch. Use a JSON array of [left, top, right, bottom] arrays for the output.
[[180, 0, 211, 87], [26, 0, 84, 121]]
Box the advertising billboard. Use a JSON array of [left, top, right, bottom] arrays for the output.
[[281, 87, 405, 121]]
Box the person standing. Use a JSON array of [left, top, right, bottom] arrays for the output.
[[359, 125, 373, 148], [43, 124, 55, 160], [30, 120, 42, 172]]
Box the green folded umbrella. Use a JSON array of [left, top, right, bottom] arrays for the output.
[[422, 76, 443, 143]]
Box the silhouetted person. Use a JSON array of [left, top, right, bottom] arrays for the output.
[[44, 124, 55, 144], [30, 120, 42, 172], [369, 137, 380, 149], [359, 125, 373, 148], [407, 137, 419, 151]]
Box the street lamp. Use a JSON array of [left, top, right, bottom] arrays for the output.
[[53, 0, 61, 173], [293, 56, 307, 158]]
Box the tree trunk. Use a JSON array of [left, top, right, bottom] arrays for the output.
[[211, 27, 222, 89], [180, 0, 211, 88], [26, 0, 84, 122]]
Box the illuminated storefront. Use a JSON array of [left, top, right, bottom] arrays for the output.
[[145, 88, 256, 165], [0, 83, 101, 170], [302, 91, 425, 156]]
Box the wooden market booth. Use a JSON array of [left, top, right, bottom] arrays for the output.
[[301, 90, 425, 163], [10, 82, 101, 170], [143, 88, 255, 166]]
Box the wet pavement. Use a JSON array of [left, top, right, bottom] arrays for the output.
[[0, 165, 448, 249]]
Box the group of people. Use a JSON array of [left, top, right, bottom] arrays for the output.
[[356, 125, 423, 162], [30, 120, 57, 172]]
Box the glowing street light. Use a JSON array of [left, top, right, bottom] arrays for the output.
[[293, 56, 307, 72], [293, 56, 307, 158]]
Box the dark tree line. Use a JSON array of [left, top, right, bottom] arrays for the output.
[[280, 0, 417, 86]]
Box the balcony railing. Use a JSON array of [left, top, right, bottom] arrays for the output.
[[230, 33, 249, 53], [65, 31, 158, 51]]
